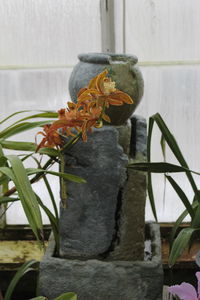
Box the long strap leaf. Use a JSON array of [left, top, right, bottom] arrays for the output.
[[147, 117, 158, 221], [169, 227, 200, 266], [4, 260, 37, 300], [129, 162, 200, 174], [150, 113, 199, 200], [35, 194, 60, 254], [0, 120, 54, 139], [26, 168, 86, 183], [4, 156, 44, 243], [165, 175, 194, 219]]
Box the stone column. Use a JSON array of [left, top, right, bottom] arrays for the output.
[[59, 115, 147, 261]]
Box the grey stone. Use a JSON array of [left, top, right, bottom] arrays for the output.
[[59, 126, 128, 258], [115, 119, 132, 155], [109, 117, 147, 261], [38, 223, 163, 300], [68, 53, 144, 125], [109, 168, 146, 261], [130, 115, 147, 159]]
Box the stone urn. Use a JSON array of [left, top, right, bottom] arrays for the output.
[[68, 53, 144, 125]]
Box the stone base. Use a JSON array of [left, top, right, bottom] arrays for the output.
[[38, 223, 163, 300]]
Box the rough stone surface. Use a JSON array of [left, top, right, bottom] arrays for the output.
[[39, 223, 163, 300], [59, 126, 128, 258], [68, 53, 144, 125], [109, 116, 147, 261], [115, 119, 132, 155], [109, 168, 146, 261], [130, 115, 147, 159]]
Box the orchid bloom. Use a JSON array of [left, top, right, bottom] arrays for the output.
[[36, 124, 63, 150], [168, 272, 200, 300], [36, 69, 133, 150], [77, 69, 133, 122]]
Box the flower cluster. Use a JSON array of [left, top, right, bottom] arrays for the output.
[[168, 272, 200, 300], [36, 69, 133, 150]]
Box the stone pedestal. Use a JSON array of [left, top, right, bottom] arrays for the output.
[[39, 223, 163, 300], [38, 115, 163, 299], [59, 115, 146, 261]]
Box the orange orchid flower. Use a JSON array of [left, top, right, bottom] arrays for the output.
[[36, 69, 133, 150], [77, 69, 133, 122], [78, 69, 133, 107], [36, 124, 63, 150]]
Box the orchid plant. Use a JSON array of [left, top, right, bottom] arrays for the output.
[[168, 272, 200, 300], [130, 113, 200, 266], [0, 69, 133, 252]]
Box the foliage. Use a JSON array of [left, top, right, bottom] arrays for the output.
[[0, 69, 133, 253], [129, 113, 200, 266]]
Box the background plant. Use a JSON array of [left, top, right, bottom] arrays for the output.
[[130, 113, 200, 266]]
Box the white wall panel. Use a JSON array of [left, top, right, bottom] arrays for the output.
[[136, 64, 200, 221], [0, 0, 101, 67], [0, 68, 72, 116], [0, 68, 73, 224], [126, 0, 200, 62]]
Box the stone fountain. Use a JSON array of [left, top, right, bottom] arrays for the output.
[[38, 115, 163, 300]]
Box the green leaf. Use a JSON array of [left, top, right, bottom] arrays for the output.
[[0, 110, 32, 125], [0, 141, 60, 157], [129, 162, 193, 173], [5, 155, 44, 243], [12, 111, 58, 125], [38, 147, 60, 157], [160, 134, 166, 162], [0, 120, 54, 140], [170, 209, 189, 249], [130, 162, 200, 177], [29, 297, 47, 300], [192, 203, 200, 228], [147, 172, 158, 222], [26, 168, 86, 183], [42, 175, 59, 221], [165, 175, 194, 219], [0, 166, 16, 181], [169, 197, 199, 248], [4, 260, 37, 300], [0, 156, 7, 166], [0, 110, 58, 126], [147, 117, 158, 221], [0, 196, 19, 204], [0, 140, 37, 151], [35, 194, 59, 253], [169, 227, 199, 266], [54, 292, 77, 300], [149, 113, 199, 201]]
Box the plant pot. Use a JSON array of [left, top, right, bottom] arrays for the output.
[[68, 53, 144, 125]]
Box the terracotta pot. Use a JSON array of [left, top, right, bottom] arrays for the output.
[[69, 53, 144, 125]]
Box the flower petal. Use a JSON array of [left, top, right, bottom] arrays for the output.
[[168, 283, 198, 300], [96, 69, 108, 93], [111, 90, 134, 104], [88, 75, 98, 89], [102, 113, 111, 123], [77, 87, 87, 98], [196, 272, 200, 297]]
